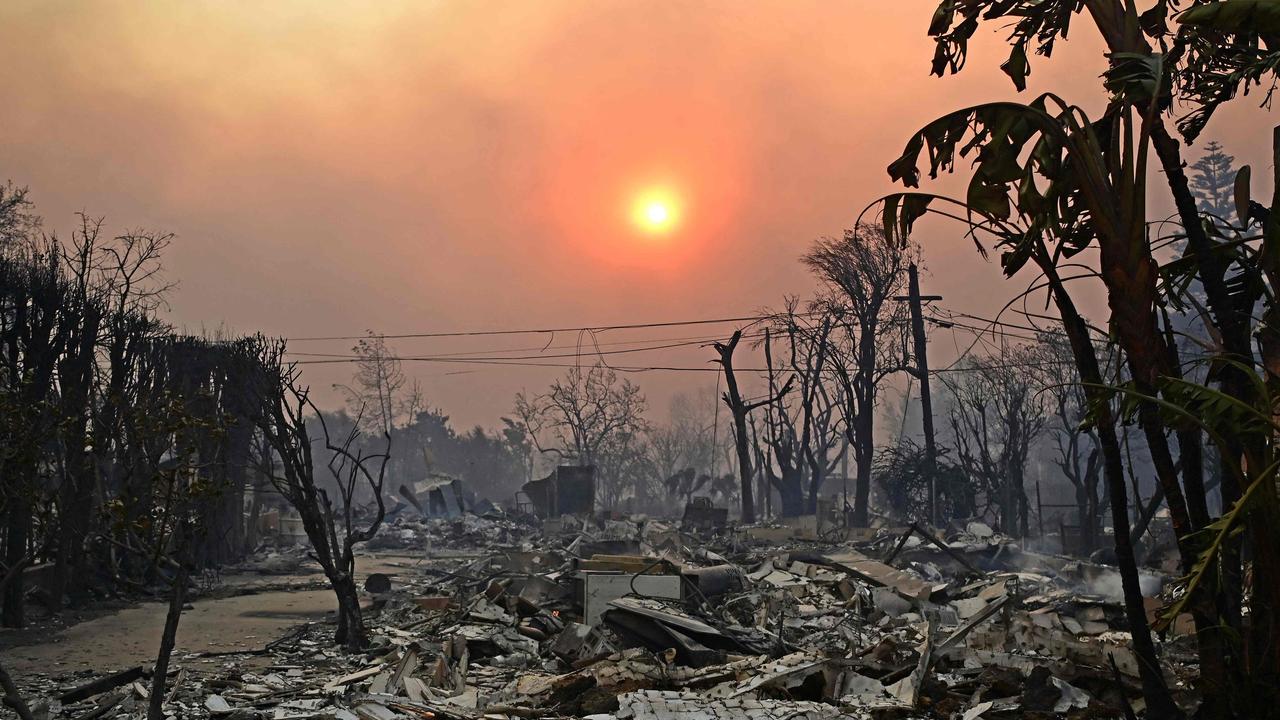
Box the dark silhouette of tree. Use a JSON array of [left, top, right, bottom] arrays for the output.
[[340, 332, 407, 436], [250, 341, 390, 651], [714, 330, 790, 523], [803, 224, 912, 526], [756, 307, 846, 516], [513, 361, 647, 508], [0, 182, 39, 249], [1033, 333, 1109, 553], [1191, 140, 1237, 222], [941, 344, 1048, 538]]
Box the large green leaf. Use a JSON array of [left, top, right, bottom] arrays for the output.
[[1157, 376, 1273, 440], [880, 193, 934, 245], [927, 0, 1086, 85], [1103, 52, 1170, 108], [967, 173, 1012, 219], [886, 97, 1110, 262], [1001, 43, 1031, 92], [1235, 164, 1252, 223], [1177, 1, 1280, 34], [999, 231, 1039, 277], [869, 192, 992, 260], [1173, 1, 1280, 140]]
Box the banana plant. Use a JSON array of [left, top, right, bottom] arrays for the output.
[[906, 0, 1280, 712]]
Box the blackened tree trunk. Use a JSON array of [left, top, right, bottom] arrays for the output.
[[244, 481, 263, 553], [1002, 417, 1022, 539], [1070, 445, 1102, 554], [330, 566, 366, 649], [851, 406, 874, 527], [1039, 254, 1180, 719], [715, 330, 792, 524], [2, 498, 31, 628], [772, 467, 806, 518], [850, 327, 880, 527], [51, 304, 100, 609], [222, 419, 253, 559], [1243, 125, 1280, 705], [148, 523, 189, 720], [715, 332, 757, 524], [52, 475, 92, 609]]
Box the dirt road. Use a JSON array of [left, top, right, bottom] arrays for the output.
[[0, 553, 420, 678]]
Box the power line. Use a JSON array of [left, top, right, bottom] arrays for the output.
[[289, 314, 916, 371], [284, 330, 770, 361], [293, 357, 727, 372], [292, 353, 1076, 375], [286, 313, 781, 342], [930, 317, 1047, 343], [938, 309, 1069, 338], [282, 305, 1086, 376], [287, 334, 770, 364]]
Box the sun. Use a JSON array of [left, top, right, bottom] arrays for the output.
[[645, 202, 669, 225], [631, 188, 681, 235]]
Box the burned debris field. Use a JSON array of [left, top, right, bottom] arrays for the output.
[[0, 513, 1195, 720], [4, 2, 1280, 720]]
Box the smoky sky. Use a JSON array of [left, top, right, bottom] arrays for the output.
[[2, 1, 1275, 428]]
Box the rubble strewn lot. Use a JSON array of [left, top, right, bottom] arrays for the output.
[[1, 511, 1199, 720]]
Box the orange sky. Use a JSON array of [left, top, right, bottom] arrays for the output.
[[2, 1, 1276, 428]]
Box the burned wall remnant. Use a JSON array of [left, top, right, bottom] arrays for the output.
[[400, 474, 469, 519], [681, 497, 728, 531], [522, 465, 596, 517]]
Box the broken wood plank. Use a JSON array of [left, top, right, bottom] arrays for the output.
[[59, 666, 145, 704], [323, 663, 386, 691], [818, 551, 935, 600], [70, 690, 127, 720], [884, 526, 915, 565], [908, 523, 985, 576], [937, 594, 1010, 650]]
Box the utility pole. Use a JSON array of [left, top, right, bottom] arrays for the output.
[[895, 264, 942, 527], [710, 372, 721, 478], [840, 442, 849, 527]]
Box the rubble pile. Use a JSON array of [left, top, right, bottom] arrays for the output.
[[14, 516, 1193, 719], [365, 514, 536, 553]]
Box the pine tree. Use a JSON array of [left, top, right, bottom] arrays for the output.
[[1190, 140, 1236, 223]]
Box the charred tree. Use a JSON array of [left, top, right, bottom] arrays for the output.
[[714, 330, 791, 523], [251, 342, 390, 651], [803, 224, 912, 526]]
